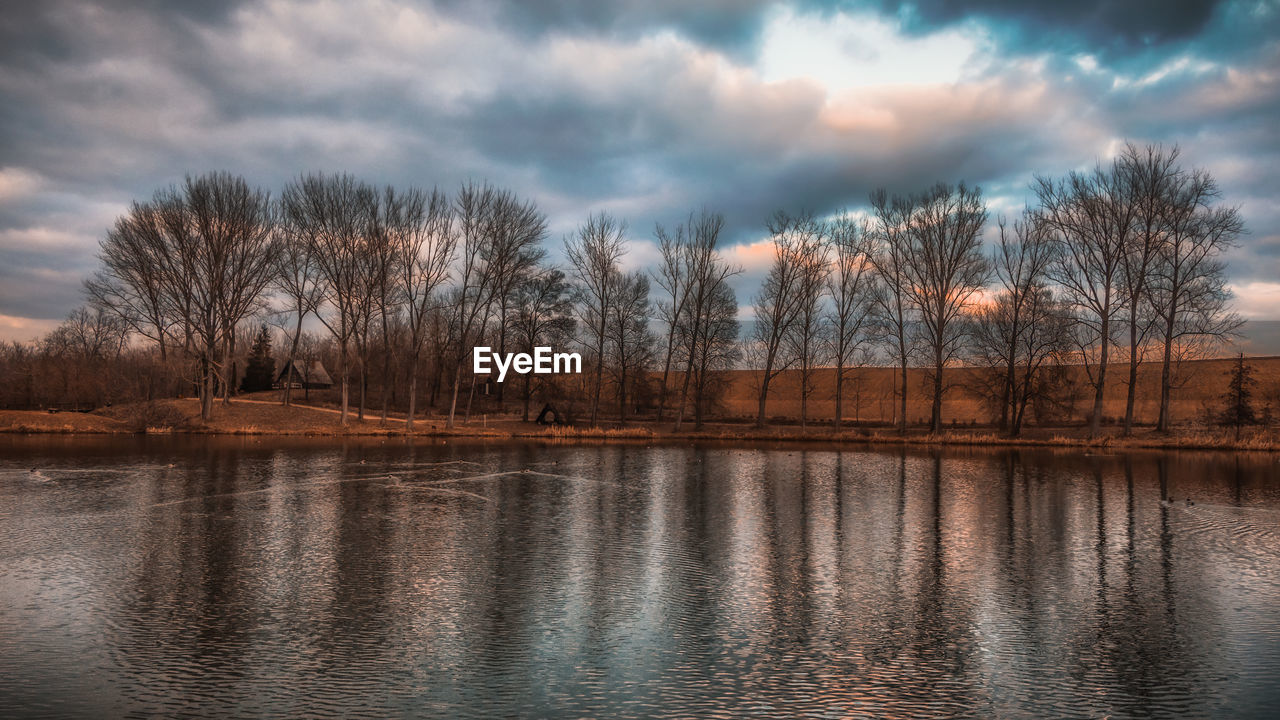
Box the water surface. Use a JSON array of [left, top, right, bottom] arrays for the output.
[[2, 436, 1279, 718]]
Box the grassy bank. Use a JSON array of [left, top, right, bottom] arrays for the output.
[[3, 397, 1278, 453]]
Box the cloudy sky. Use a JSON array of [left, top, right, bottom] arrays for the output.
[[1, 0, 1277, 340]]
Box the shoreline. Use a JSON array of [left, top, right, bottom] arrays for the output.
[[3, 401, 1277, 453]]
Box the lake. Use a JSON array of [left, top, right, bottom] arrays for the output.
[[2, 436, 1279, 718]]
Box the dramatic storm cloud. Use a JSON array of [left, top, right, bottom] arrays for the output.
[[1, 0, 1277, 338]]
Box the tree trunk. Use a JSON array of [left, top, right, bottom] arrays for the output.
[[673, 335, 699, 431], [337, 341, 349, 426], [1090, 314, 1110, 439], [446, 362, 462, 428], [755, 356, 775, 429], [357, 360, 366, 421], [380, 316, 391, 427], [284, 312, 303, 407], [406, 347, 420, 432], [618, 366, 627, 426], [590, 341, 604, 426], [800, 362, 809, 431], [834, 363, 844, 433], [1123, 306, 1139, 436], [200, 350, 214, 421], [1001, 340, 1016, 433], [221, 333, 234, 405], [522, 374, 532, 422], [656, 340, 676, 423], [496, 306, 507, 407], [694, 363, 707, 430], [1156, 307, 1177, 433], [931, 340, 943, 434], [898, 350, 908, 435], [429, 356, 441, 408], [406, 373, 418, 432], [464, 372, 477, 423]]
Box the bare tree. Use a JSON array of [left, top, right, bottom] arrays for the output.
[[94, 173, 276, 420], [565, 212, 627, 426], [752, 210, 820, 427], [281, 173, 373, 426], [273, 199, 326, 407], [510, 268, 575, 421], [201, 175, 280, 408], [38, 305, 131, 408], [392, 187, 456, 430], [824, 212, 876, 432], [1036, 159, 1136, 438], [447, 182, 499, 428], [782, 217, 830, 430], [606, 271, 654, 424], [1116, 142, 1179, 434], [86, 202, 176, 360], [987, 210, 1058, 431], [664, 211, 738, 431], [446, 183, 546, 427], [868, 189, 916, 433], [56, 305, 131, 362], [971, 285, 1076, 436], [361, 192, 403, 424], [652, 221, 693, 423], [87, 201, 184, 400], [1149, 167, 1245, 431], [688, 277, 740, 429], [899, 182, 989, 434], [0, 340, 38, 409], [471, 191, 547, 417]]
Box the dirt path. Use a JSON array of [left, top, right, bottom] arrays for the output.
[[232, 397, 349, 416]]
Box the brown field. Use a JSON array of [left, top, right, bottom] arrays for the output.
[[3, 356, 1280, 452], [0, 397, 516, 437], [714, 355, 1280, 429], [0, 409, 132, 434]]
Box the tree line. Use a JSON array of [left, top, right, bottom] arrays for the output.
[[62, 172, 741, 430], [0, 143, 1246, 436], [745, 143, 1242, 437]]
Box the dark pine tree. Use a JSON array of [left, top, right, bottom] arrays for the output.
[[1220, 352, 1257, 440], [240, 324, 277, 393]]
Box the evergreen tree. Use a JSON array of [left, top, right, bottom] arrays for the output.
[[1220, 353, 1257, 440], [240, 324, 276, 393]]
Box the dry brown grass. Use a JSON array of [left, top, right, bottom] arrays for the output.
[[0, 409, 130, 434], [7, 356, 1280, 454], [710, 355, 1280, 428], [523, 425, 658, 440]]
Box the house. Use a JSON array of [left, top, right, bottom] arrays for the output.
[[274, 360, 333, 390]]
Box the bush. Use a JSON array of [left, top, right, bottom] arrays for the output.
[[115, 402, 193, 432]]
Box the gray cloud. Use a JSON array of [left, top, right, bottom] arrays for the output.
[[435, 0, 779, 57], [887, 0, 1230, 51], [1, 0, 1278, 338], [436, 0, 1250, 60], [0, 242, 98, 321]]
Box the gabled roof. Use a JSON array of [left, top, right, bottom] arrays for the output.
[[277, 359, 333, 385]]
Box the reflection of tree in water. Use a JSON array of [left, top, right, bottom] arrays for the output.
[[80, 441, 1278, 716], [893, 453, 985, 713], [814, 451, 988, 715], [859, 450, 910, 670], [115, 447, 268, 702], [1054, 455, 1208, 717]]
